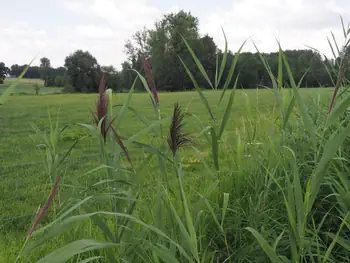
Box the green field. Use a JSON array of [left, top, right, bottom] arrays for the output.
[[1, 87, 348, 262], [0, 78, 62, 95]]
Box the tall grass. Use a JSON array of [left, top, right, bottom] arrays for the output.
[[11, 20, 350, 262]]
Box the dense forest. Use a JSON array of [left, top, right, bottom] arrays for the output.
[[0, 10, 344, 92]]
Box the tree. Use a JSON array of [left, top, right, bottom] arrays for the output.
[[149, 10, 202, 91], [64, 50, 101, 92], [40, 57, 51, 68], [125, 27, 150, 64], [122, 10, 212, 92], [39, 57, 53, 86], [101, 65, 122, 91], [55, 67, 67, 76], [101, 65, 117, 75], [0, 62, 9, 83], [2, 10, 337, 91], [191, 35, 217, 89], [54, 76, 66, 87], [10, 64, 25, 77]]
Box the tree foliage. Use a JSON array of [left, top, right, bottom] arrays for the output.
[[0, 62, 10, 83], [118, 10, 336, 92], [3, 10, 345, 91], [64, 50, 101, 92], [40, 57, 51, 68]]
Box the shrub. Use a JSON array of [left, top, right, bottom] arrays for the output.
[[54, 76, 66, 87], [44, 77, 55, 87], [34, 82, 40, 95], [0, 79, 3, 84], [61, 83, 74, 93]]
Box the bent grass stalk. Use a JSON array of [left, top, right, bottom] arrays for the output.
[[16, 176, 61, 263]]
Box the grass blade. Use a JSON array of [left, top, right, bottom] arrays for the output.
[[281, 48, 316, 147], [0, 58, 35, 105], [215, 50, 219, 88], [31, 196, 93, 237], [307, 121, 350, 213], [210, 127, 219, 171], [170, 205, 192, 251], [283, 96, 296, 129], [88, 212, 115, 242], [221, 193, 229, 227], [191, 146, 215, 179], [176, 160, 199, 261], [217, 27, 228, 89], [128, 106, 151, 127], [219, 42, 245, 104], [327, 92, 350, 126], [218, 75, 238, 139], [246, 227, 283, 263], [327, 37, 339, 62], [326, 232, 350, 251], [36, 239, 118, 263], [278, 48, 283, 91], [181, 35, 213, 89], [322, 215, 348, 263], [179, 56, 215, 121], [32, 211, 193, 262], [126, 116, 171, 143], [255, 43, 282, 116], [273, 231, 284, 251], [132, 70, 158, 113], [340, 16, 348, 39], [282, 68, 309, 128], [204, 198, 223, 234], [151, 244, 181, 263], [330, 31, 341, 57], [78, 256, 103, 263], [115, 77, 136, 129]]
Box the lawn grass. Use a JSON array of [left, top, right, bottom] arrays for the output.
[[0, 78, 62, 95], [0, 88, 335, 262]]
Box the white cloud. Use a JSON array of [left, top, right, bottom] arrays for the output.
[[0, 23, 49, 65], [0, 0, 349, 69], [0, 0, 161, 68], [57, 0, 161, 68], [75, 25, 115, 39], [167, 5, 180, 14], [62, 0, 160, 31], [199, 0, 349, 57]]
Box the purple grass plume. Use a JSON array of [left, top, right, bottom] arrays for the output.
[[27, 175, 61, 238], [142, 56, 159, 105], [91, 74, 132, 166]]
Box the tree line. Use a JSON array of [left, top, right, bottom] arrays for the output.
[[0, 10, 342, 91], [0, 59, 67, 87]]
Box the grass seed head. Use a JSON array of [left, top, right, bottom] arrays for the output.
[[91, 74, 132, 166], [95, 74, 108, 141], [142, 56, 159, 105], [28, 176, 61, 238], [168, 102, 193, 156]]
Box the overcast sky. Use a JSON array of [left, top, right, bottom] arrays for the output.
[[1, 0, 349, 69]]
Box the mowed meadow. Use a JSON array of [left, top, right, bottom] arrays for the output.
[[0, 79, 62, 95]]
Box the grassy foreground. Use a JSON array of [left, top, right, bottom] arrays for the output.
[[1, 87, 346, 262], [1, 23, 350, 262]]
